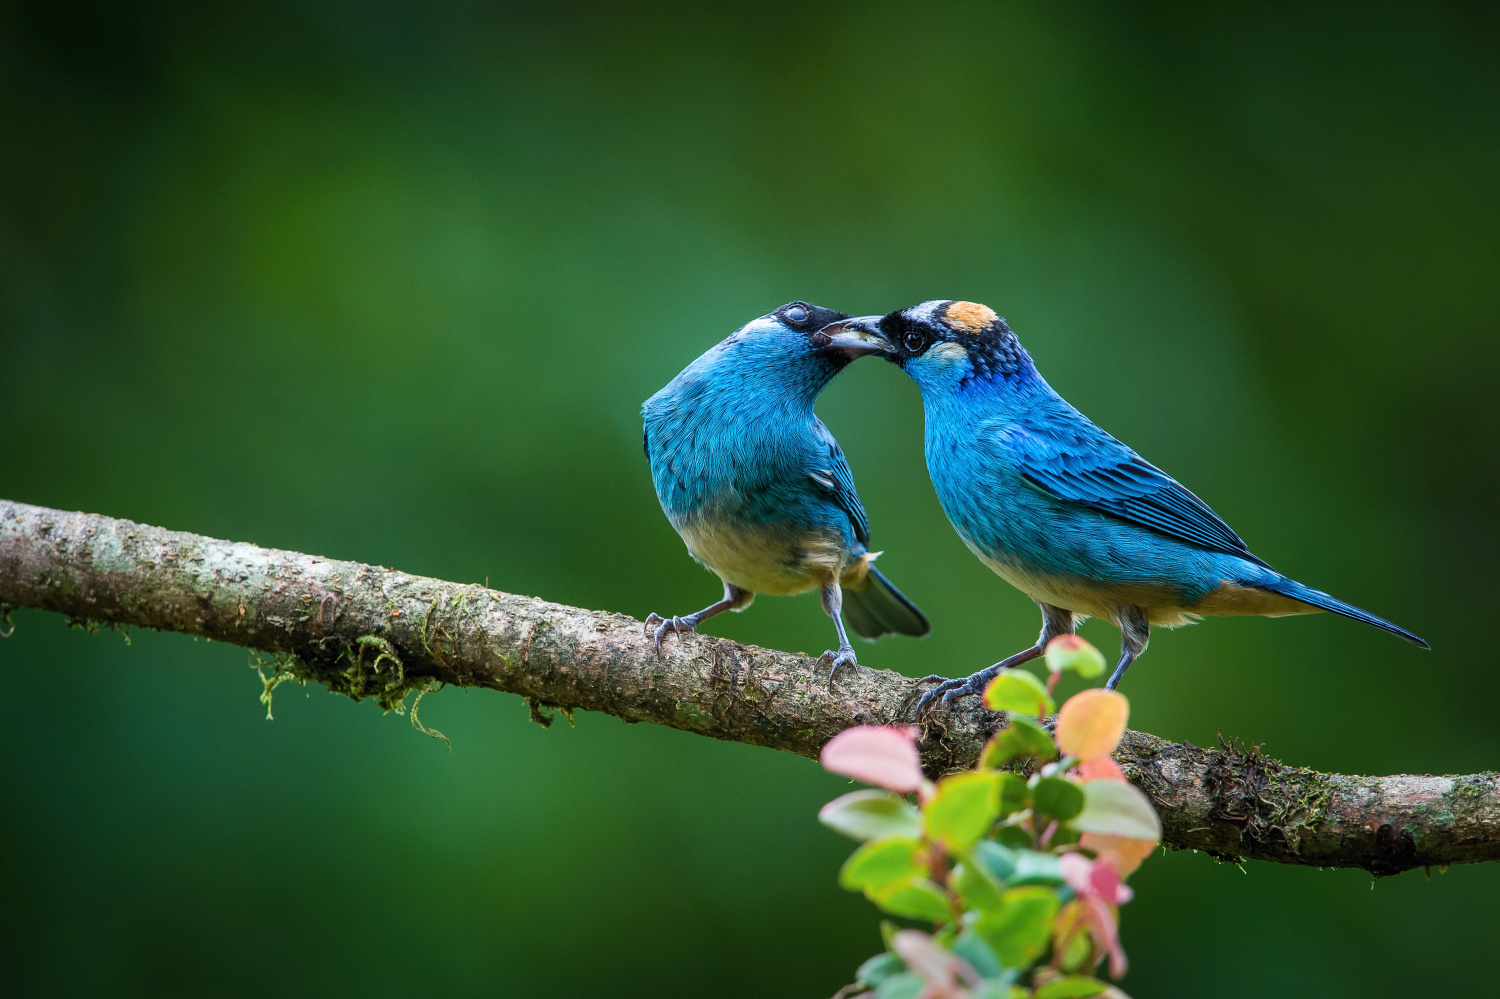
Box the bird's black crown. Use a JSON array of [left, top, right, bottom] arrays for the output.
[[880, 300, 1030, 386]]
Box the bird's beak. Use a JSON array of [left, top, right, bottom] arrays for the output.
[[817, 317, 892, 357]]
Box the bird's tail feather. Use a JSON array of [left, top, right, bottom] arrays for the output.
[[843, 565, 931, 641], [1255, 576, 1429, 649]]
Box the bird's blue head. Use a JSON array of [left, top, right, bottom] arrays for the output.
[[693, 300, 891, 402], [840, 300, 1037, 398]]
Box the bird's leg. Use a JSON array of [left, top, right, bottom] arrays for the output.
[[1105, 606, 1150, 690], [914, 603, 1076, 715], [817, 580, 860, 685], [644, 581, 753, 656]]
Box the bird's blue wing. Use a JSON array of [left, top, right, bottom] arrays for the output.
[[1008, 413, 1268, 567], [809, 422, 871, 548]]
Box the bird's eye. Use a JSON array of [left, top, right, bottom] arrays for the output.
[[784, 305, 808, 324], [904, 330, 928, 353]]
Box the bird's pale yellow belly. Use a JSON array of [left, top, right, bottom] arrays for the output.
[[1189, 581, 1319, 618], [979, 557, 1318, 629], [677, 518, 847, 596]]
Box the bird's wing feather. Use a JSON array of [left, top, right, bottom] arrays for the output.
[[1008, 415, 1267, 566], [810, 422, 870, 547]]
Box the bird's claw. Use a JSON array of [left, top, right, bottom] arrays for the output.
[[643, 612, 696, 656], [911, 666, 1001, 717], [818, 646, 859, 686], [643, 613, 662, 637]]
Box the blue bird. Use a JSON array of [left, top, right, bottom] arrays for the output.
[[834, 300, 1427, 709], [642, 301, 930, 679]]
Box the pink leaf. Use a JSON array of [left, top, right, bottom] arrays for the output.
[[1044, 634, 1106, 679], [1079, 756, 1127, 783], [1048, 634, 1091, 656], [891, 930, 982, 989], [1059, 851, 1094, 896], [1081, 895, 1128, 979], [1090, 858, 1133, 906], [1060, 851, 1133, 905], [820, 726, 925, 793]]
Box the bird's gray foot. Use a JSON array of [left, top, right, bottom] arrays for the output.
[[912, 664, 1003, 716], [818, 644, 859, 685], [643, 612, 699, 656], [643, 585, 752, 657], [912, 640, 1052, 717]]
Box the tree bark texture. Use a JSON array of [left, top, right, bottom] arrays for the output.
[[0, 499, 1492, 876]]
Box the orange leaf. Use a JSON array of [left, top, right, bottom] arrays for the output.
[[1055, 689, 1129, 762], [1079, 833, 1158, 877]]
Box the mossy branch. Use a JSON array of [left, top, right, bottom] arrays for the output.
[[0, 498, 1492, 876]]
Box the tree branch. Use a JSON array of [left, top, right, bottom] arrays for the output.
[[0, 499, 1491, 876]]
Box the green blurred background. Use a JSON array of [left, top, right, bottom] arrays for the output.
[[2, 1, 1497, 995]]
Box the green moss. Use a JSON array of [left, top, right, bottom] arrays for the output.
[[673, 698, 716, 730], [1454, 779, 1488, 803], [66, 614, 103, 635], [420, 596, 457, 661], [250, 636, 448, 743], [65, 614, 131, 645], [408, 680, 450, 749], [251, 649, 307, 720], [526, 697, 574, 729]]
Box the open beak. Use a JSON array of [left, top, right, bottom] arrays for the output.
[[818, 317, 892, 357]]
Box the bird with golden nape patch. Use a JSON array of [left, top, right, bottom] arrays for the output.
[[829, 300, 1427, 712]]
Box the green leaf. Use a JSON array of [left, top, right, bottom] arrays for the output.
[[973, 840, 1067, 888], [1008, 850, 1066, 887], [874, 972, 926, 999], [1031, 777, 1085, 821], [973, 840, 1018, 882], [973, 986, 1026, 999], [973, 886, 1059, 968], [924, 772, 1001, 849], [869, 876, 954, 923], [839, 837, 923, 892], [1059, 930, 1092, 973], [820, 790, 924, 842], [992, 824, 1034, 851], [984, 715, 1058, 766], [1034, 976, 1108, 998], [855, 951, 905, 987], [983, 668, 1055, 715], [1044, 635, 1107, 679], [1049, 823, 1082, 848], [996, 773, 1030, 815], [1071, 780, 1162, 841], [979, 735, 1009, 770], [952, 860, 1005, 912], [950, 930, 1003, 979]]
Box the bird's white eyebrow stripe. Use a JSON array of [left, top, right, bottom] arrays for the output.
[[906, 301, 948, 324]]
